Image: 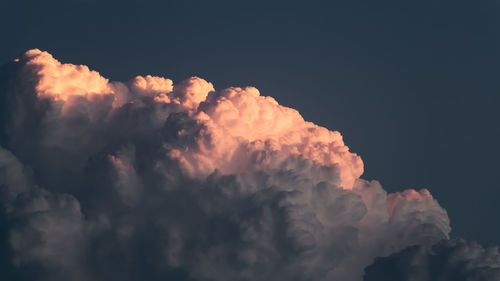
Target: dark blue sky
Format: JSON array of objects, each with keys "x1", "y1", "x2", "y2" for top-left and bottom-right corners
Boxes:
[{"x1": 1, "y1": 0, "x2": 499, "y2": 245}]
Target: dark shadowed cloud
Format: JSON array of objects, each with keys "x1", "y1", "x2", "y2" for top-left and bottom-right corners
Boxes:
[{"x1": 364, "y1": 239, "x2": 500, "y2": 281}]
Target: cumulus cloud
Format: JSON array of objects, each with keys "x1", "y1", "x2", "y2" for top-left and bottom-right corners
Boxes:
[{"x1": 0, "y1": 49, "x2": 482, "y2": 281}]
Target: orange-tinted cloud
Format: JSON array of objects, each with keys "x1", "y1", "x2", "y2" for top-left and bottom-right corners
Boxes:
[{"x1": 0, "y1": 49, "x2": 456, "y2": 281}]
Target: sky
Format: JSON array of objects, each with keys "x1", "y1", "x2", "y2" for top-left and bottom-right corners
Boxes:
[{"x1": 1, "y1": 0, "x2": 500, "y2": 280}]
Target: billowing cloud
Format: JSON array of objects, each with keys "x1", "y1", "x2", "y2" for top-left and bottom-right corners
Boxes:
[{"x1": 0, "y1": 49, "x2": 482, "y2": 281}]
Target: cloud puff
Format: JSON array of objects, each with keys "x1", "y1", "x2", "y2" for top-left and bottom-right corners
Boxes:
[
  {"x1": 22, "y1": 49, "x2": 112, "y2": 102},
  {"x1": 0, "y1": 49, "x2": 462, "y2": 281}
]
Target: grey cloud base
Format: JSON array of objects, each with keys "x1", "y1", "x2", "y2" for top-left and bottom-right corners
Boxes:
[
  {"x1": 364, "y1": 239, "x2": 500, "y2": 281},
  {"x1": 0, "y1": 50, "x2": 494, "y2": 281}
]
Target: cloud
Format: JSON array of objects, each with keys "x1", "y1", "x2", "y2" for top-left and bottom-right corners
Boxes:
[
  {"x1": 0, "y1": 146, "x2": 88, "y2": 280},
  {"x1": 364, "y1": 238, "x2": 500, "y2": 281},
  {"x1": 0, "y1": 49, "x2": 476, "y2": 281}
]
